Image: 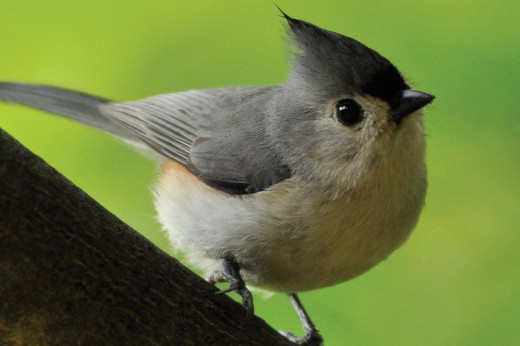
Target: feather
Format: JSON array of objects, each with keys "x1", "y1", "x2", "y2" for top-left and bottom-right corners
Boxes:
[
  {"x1": 0, "y1": 82, "x2": 134, "y2": 138},
  {"x1": 100, "y1": 86, "x2": 291, "y2": 194}
]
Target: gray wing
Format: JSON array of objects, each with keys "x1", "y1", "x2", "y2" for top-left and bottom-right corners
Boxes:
[{"x1": 99, "y1": 86, "x2": 290, "y2": 194}]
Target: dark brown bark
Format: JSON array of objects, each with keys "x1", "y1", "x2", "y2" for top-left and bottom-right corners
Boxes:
[{"x1": 0, "y1": 129, "x2": 291, "y2": 345}]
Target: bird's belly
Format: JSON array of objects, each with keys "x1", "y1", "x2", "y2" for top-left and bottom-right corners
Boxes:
[
  {"x1": 242, "y1": 197, "x2": 420, "y2": 292},
  {"x1": 155, "y1": 160, "x2": 425, "y2": 293},
  {"x1": 245, "y1": 223, "x2": 411, "y2": 293}
]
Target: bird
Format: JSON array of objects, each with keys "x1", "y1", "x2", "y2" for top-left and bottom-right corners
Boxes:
[{"x1": 0, "y1": 10, "x2": 434, "y2": 346}]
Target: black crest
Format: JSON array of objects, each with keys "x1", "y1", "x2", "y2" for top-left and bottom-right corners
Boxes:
[{"x1": 281, "y1": 11, "x2": 409, "y2": 107}]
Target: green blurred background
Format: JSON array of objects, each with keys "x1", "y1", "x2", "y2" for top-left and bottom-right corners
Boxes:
[{"x1": 1, "y1": 1, "x2": 518, "y2": 345}]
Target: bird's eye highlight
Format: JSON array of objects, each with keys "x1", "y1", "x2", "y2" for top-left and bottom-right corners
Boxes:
[{"x1": 336, "y1": 99, "x2": 364, "y2": 126}]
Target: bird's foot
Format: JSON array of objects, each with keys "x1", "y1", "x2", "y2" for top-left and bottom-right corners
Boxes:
[
  {"x1": 207, "y1": 257, "x2": 254, "y2": 316},
  {"x1": 279, "y1": 330, "x2": 323, "y2": 346},
  {"x1": 280, "y1": 293, "x2": 323, "y2": 345}
]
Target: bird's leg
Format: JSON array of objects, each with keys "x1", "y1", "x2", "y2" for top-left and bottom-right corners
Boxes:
[
  {"x1": 280, "y1": 293, "x2": 323, "y2": 346},
  {"x1": 206, "y1": 257, "x2": 254, "y2": 316}
]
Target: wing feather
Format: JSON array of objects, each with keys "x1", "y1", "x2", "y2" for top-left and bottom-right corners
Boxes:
[{"x1": 99, "y1": 86, "x2": 291, "y2": 194}]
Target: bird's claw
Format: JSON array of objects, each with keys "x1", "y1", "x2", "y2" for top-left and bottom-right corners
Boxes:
[
  {"x1": 279, "y1": 330, "x2": 323, "y2": 346},
  {"x1": 214, "y1": 283, "x2": 254, "y2": 316},
  {"x1": 237, "y1": 286, "x2": 254, "y2": 317},
  {"x1": 207, "y1": 258, "x2": 254, "y2": 316},
  {"x1": 280, "y1": 294, "x2": 324, "y2": 345}
]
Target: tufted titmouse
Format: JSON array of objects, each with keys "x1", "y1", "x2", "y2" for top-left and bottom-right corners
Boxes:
[{"x1": 0, "y1": 12, "x2": 434, "y2": 345}]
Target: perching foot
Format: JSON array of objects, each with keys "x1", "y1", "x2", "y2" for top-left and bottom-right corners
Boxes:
[
  {"x1": 207, "y1": 257, "x2": 254, "y2": 316},
  {"x1": 279, "y1": 293, "x2": 323, "y2": 346}
]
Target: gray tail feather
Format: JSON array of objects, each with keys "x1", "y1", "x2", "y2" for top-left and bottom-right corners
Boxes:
[{"x1": 0, "y1": 82, "x2": 135, "y2": 138}]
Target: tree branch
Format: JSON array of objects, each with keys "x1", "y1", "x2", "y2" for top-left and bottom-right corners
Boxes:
[{"x1": 0, "y1": 128, "x2": 291, "y2": 345}]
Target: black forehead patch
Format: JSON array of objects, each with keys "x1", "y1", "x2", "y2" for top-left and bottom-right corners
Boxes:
[{"x1": 362, "y1": 66, "x2": 409, "y2": 107}]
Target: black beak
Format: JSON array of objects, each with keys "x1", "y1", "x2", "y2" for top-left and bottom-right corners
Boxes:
[{"x1": 391, "y1": 90, "x2": 435, "y2": 122}]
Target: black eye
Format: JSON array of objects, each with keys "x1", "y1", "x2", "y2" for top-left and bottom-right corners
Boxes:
[{"x1": 336, "y1": 99, "x2": 364, "y2": 126}]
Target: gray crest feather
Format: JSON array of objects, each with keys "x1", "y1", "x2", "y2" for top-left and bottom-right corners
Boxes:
[{"x1": 283, "y1": 14, "x2": 409, "y2": 106}]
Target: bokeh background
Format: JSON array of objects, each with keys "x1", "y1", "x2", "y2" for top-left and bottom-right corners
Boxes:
[{"x1": 1, "y1": 1, "x2": 518, "y2": 345}]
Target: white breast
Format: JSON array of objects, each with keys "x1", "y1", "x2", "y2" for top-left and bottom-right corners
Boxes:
[{"x1": 154, "y1": 135, "x2": 426, "y2": 293}]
